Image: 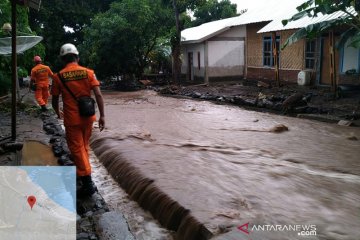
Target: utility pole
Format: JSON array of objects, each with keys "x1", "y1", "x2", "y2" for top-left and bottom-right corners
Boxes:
[{"x1": 11, "y1": 0, "x2": 17, "y2": 141}]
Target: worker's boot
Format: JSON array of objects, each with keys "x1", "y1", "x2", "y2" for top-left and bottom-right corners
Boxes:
[
  {"x1": 77, "y1": 175, "x2": 97, "y2": 198},
  {"x1": 40, "y1": 105, "x2": 48, "y2": 111}
]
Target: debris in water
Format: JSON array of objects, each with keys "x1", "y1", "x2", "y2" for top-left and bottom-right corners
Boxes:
[
  {"x1": 269, "y1": 124, "x2": 289, "y2": 133},
  {"x1": 347, "y1": 135, "x2": 358, "y2": 141},
  {"x1": 139, "y1": 80, "x2": 153, "y2": 85},
  {"x1": 257, "y1": 81, "x2": 270, "y2": 88},
  {"x1": 218, "y1": 224, "x2": 233, "y2": 234},
  {"x1": 338, "y1": 120, "x2": 353, "y2": 127},
  {"x1": 218, "y1": 124, "x2": 289, "y2": 133},
  {"x1": 212, "y1": 209, "x2": 241, "y2": 219}
]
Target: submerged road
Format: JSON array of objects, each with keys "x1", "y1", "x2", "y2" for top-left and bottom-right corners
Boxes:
[{"x1": 92, "y1": 90, "x2": 360, "y2": 240}]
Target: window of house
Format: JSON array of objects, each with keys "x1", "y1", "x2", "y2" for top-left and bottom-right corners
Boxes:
[
  {"x1": 263, "y1": 36, "x2": 280, "y2": 67},
  {"x1": 305, "y1": 40, "x2": 316, "y2": 69},
  {"x1": 263, "y1": 37, "x2": 272, "y2": 66}
]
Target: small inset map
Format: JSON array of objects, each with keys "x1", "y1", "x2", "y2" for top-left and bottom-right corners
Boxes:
[{"x1": 0, "y1": 166, "x2": 76, "y2": 240}]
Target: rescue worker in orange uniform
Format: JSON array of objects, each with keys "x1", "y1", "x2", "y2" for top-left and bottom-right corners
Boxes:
[
  {"x1": 51, "y1": 43, "x2": 105, "y2": 197},
  {"x1": 30, "y1": 56, "x2": 54, "y2": 111}
]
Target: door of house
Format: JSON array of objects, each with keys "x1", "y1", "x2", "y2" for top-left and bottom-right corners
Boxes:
[{"x1": 188, "y1": 52, "x2": 194, "y2": 81}]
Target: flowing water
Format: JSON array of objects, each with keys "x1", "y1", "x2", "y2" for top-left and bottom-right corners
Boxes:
[{"x1": 92, "y1": 90, "x2": 360, "y2": 239}]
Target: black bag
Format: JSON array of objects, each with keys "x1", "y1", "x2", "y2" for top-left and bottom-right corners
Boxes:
[
  {"x1": 30, "y1": 82, "x2": 37, "y2": 91},
  {"x1": 78, "y1": 96, "x2": 96, "y2": 117},
  {"x1": 58, "y1": 73, "x2": 96, "y2": 117}
]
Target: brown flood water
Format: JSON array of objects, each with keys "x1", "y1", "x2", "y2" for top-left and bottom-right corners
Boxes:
[
  {"x1": 93, "y1": 90, "x2": 360, "y2": 239},
  {"x1": 22, "y1": 141, "x2": 58, "y2": 166}
]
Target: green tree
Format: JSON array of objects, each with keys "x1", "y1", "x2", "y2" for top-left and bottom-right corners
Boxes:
[
  {"x1": 161, "y1": 0, "x2": 205, "y2": 83},
  {"x1": 28, "y1": 0, "x2": 114, "y2": 71},
  {"x1": 80, "y1": 0, "x2": 172, "y2": 79},
  {"x1": 0, "y1": 1, "x2": 44, "y2": 95},
  {"x1": 282, "y1": 0, "x2": 360, "y2": 49},
  {"x1": 145, "y1": 38, "x2": 172, "y2": 74},
  {"x1": 190, "y1": 0, "x2": 238, "y2": 27}
]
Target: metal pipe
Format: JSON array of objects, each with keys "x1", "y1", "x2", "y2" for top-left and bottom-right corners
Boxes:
[{"x1": 11, "y1": 0, "x2": 17, "y2": 141}]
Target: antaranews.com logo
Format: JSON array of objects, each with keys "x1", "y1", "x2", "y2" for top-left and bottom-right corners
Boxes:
[{"x1": 238, "y1": 222, "x2": 317, "y2": 237}]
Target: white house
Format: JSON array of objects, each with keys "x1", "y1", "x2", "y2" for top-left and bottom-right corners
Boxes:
[{"x1": 181, "y1": 16, "x2": 246, "y2": 84}]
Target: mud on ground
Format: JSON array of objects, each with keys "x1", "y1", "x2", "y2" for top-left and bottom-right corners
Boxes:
[{"x1": 0, "y1": 103, "x2": 49, "y2": 165}]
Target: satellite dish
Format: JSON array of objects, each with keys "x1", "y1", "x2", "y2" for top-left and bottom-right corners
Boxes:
[{"x1": 0, "y1": 36, "x2": 43, "y2": 55}]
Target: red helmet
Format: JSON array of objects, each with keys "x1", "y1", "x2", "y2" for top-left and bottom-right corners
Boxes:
[{"x1": 33, "y1": 55, "x2": 42, "y2": 63}]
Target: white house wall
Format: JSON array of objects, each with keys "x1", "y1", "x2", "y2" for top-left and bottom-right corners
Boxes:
[
  {"x1": 207, "y1": 25, "x2": 245, "y2": 78},
  {"x1": 181, "y1": 25, "x2": 245, "y2": 81},
  {"x1": 207, "y1": 40, "x2": 244, "y2": 77},
  {"x1": 217, "y1": 25, "x2": 246, "y2": 38},
  {"x1": 181, "y1": 44, "x2": 205, "y2": 78},
  {"x1": 342, "y1": 41, "x2": 359, "y2": 73}
]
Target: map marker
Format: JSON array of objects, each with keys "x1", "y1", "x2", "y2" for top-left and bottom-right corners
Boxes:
[{"x1": 27, "y1": 196, "x2": 36, "y2": 210}]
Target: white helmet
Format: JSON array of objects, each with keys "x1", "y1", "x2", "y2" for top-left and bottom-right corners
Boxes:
[{"x1": 59, "y1": 43, "x2": 79, "y2": 56}]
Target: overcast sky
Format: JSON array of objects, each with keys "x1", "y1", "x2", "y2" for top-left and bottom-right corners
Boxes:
[
  {"x1": 230, "y1": 0, "x2": 271, "y2": 12},
  {"x1": 230, "y1": 0, "x2": 304, "y2": 12}
]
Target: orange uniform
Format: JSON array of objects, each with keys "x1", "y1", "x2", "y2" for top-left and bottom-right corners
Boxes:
[
  {"x1": 31, "y1": 63, "x2": 53, "y2": 106},
  {"x1": 52, "y1": 63, "x2": 100, "y2": 176}
]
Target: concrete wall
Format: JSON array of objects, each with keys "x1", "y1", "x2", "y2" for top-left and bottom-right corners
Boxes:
[
  {"x1": 207, "y1": 40, "x2": 244, "y2": 77},
  {"x1": 181, "y1": 43, "x2": 205, "y2": 79},
  {"x1": 247, "y1": 67, "x2": 300, "y2": 83},
  {"x1": 217, "y1": 25, "x2": 246, "y2": 38},
  {"x1": 341, "y1": 38, "x2": 359, "y2": 73},
  {"x1": 342, "y1": 47, "x2": 358, "y2": 72},
  {"x1": 338, "y1": 38, "x2": 360, "y2": 85},
  {"x1": 181, "y1": 25, "x2": 246, "y2": 82}
]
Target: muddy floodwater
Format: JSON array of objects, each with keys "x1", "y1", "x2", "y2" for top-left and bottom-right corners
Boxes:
[{"x1": 93, "y1": 90, "x2": 360, "y2": 239}]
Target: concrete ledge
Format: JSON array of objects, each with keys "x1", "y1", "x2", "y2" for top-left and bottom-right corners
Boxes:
[
  {"x1": 90, "y1": 135, "x2": 213, "y2": 240},
  {"x1": 96, "y1": 211, "x2": 135, "y2": 240},
  {"x1": 296, "y1": 113, "x2": 342, "y2": 123}
]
